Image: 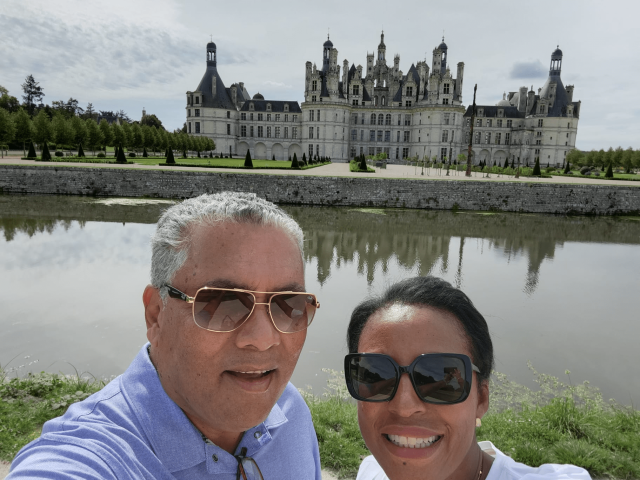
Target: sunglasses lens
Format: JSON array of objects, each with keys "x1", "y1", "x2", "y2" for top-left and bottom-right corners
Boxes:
[
  {"x1": 193, "y1": 289, "x2": 254, "y2": 331},
  {"x1": 413, "y1": 356, "x2": 468, "y2": 403},
  {"x1": 348, "y1": 356, "x2": 397, "y2": 401},
  {"x1": 269, "y1": 293, "x2": 317, "y2": 333}
]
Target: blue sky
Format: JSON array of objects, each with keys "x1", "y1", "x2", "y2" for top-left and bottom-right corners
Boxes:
[{"x1": 1, "y1": 0, "x2": 638, "y2": 150}]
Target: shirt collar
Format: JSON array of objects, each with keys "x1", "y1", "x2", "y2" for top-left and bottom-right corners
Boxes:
[{"x1": 120, "y1": 343, "x2": 288, "y2": 473}]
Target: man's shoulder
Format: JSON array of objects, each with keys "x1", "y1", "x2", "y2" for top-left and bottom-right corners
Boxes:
[{"x1": 275, "y1": 382, "x2": 313, "y2": 423}]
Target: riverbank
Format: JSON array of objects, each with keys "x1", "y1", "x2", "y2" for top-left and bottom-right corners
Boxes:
[
  {"x1": 1, "y1": 164, "x2": 639, "y2": 215},
  {"x1": 1, "y1": 367, "x2": 638, "y2": 479}
]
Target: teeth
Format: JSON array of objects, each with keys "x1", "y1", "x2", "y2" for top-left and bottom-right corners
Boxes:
[
  {"x1": 387, "y1": 434, "x2": 441, "y2": 449},
  {"x1": 237, "y1": 370, "x2": 270, "y2": 374}
]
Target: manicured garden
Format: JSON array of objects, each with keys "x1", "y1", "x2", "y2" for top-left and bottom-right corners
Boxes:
[{"x1": 2, "y1": 365, "x2": 638, "y2": 479}]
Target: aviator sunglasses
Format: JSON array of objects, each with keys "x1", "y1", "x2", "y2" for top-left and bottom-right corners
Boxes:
[
  {"x1": 344, "y1": 353, "x2": 480, "y2": 404},
  {"x1": 164, "y1": 285, "x2": 319, "y2": 333}
]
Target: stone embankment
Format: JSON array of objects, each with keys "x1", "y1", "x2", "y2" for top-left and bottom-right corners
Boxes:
[{"x1": 0, "y1": 165, "x2": 639, "y2": 215}]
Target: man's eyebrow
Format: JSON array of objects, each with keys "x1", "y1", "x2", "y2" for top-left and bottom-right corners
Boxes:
[{"x1": 201, "y1": 279, "x2": 307, "y2": 292}]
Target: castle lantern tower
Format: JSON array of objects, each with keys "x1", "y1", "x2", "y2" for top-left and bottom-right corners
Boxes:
[
  {"x1": 549, "y1": 46, "x2": 562, "y2": 77},
  {"x1": 438, "y1": 37, "x2": 448, "y2": 75},
  {"x1": 207, "y1": 40, "x2": 217, "y2": 67},
  {"x1": 377, "y1": 31, "x2": 386, "y2": 64},
  {"x1": 323, "y1": 35, "x2": 333, "y2": 72}
]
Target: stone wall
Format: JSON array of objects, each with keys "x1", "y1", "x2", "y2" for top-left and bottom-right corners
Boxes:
[{"x1": 1, "y1": 165, "x2": 638, "y2": 215}]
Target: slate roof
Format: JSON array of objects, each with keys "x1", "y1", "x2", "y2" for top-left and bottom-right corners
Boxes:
[
  {"x1": 239, "y1": 100, "x2": 302, "y2": 113},
  {"x1": 539, "y1": 75, "x2": 571, "y2": 117},
  {"x1": 463, "y1": 105, "x2": 525, "y2": 119},
  {"x1": 194, "y1": 66, "x2": 236, "y2": 109}
]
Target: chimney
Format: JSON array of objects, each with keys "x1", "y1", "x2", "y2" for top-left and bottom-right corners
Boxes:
[
  {"x1": 565, "y1": 85, "x2": 574, "y2": 103},
  {"x1": 527, "y1": 88, "x2": 535, "y2": 114},
  {"x1": 518, "y1": 86, "x2": 527, "y2": 113},
  {"x1": 212, "y1": 75, "x2": 217, "y2": 97}
]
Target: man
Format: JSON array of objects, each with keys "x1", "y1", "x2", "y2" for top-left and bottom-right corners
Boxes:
[{"x1": 9, "y1": 192, "x2": 322, "y2": 479}]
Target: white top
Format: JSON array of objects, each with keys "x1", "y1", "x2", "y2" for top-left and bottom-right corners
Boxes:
[{"x1": 355, "y1": 441, "x2": 592, "y2": 480}]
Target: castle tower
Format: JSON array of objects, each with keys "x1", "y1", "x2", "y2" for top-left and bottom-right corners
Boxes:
[
  {"x1": 377, "y1": 31, "x2": 386, "y2": 64},
  {"x1": 207, "y1": 41, "x2": 217, "y2": 67},
  {"x1": 438, "y1": 37, "x2": 448, "y2": 75},
  {"x1": 549, "y1": 46, "x2": 562, "y2": 77},
  {"x1": 323, "y1": 35, "x2": 333, "y2": 72}
]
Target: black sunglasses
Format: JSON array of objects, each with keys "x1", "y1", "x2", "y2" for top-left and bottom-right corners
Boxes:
[{"x1": 344, "y1": 353, "x2": 480, "y2": 404}]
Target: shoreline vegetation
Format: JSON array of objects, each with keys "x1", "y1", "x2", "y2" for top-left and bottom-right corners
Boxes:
[{"x1": 1, "y1": 365, "x2": 638, "y2": 479}]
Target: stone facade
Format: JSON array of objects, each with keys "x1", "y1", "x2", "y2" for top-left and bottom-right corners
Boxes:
[
  {"x1": 185, "y1": 36, "x2": 580, "y2": 166},
  {"x1": 462, "y1": 47, "x2": 580, "y2": 168},
  {"x1": 1, "y1": 166, "x2": 637, "y2": 216}
]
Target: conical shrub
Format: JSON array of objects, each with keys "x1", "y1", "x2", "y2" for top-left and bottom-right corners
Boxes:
[
  {"x1": 27, "y1": 140, "x2": 37, "y2": 159},
  {"x1": 143, "y1": 147, "x2": 148, "y2": 158},
  {"x1": 359, "y1": 155, "x2": 367, "y2": 171},
  {"x1": 244, "y1": 149, "x2": 253, "y2": 168},
  {"x1": 78, "y1": 143, "x2": 85, "y2": 157},
  {"x1": 605, "y1": 163, "x2": 613, "y2": 178},
  {"x1": 291, "y1": 152, "x2": 300, "y2": 169},
  {"x1": 166, "y1": 148, "x2": 175, "y2": 164},
  {"x1": 41, "y1": 141, "x2": 52, "y2": 161},
  {"x1": 503, "y1": 158, "x2": 509, "y2": 168},
  {"x1": 532, "y1": 158, "x2": 541, "y2": 176},
  {"x1": 116, "y1": 144, "x2": 127, "y2": 163},
  {"x1": 564, "y1": 161, "x2": 571, "y2": 174}
]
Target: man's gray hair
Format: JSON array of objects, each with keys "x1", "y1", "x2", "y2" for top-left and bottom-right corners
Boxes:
[{"x1": 150, "y1": 192, "x2": 304, "y2": 298}]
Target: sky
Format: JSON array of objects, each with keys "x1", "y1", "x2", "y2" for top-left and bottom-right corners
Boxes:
[{"x1": 1, "y1": 0, "x2": 639, "y2": 150}]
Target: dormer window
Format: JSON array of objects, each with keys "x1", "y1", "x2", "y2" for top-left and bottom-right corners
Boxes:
[
  {"x1": 443, "y1": 84, "x2": 450, "y2": 94},
  {"x1": 284, "y1": 104, "x2": 289, "y2": 112},
  {"x1": 312, "y1": 80, "x2": 317, "y2": 91},
  {"x1": 249, "y1": 103, "x2": 254, "y2": 111},
  {"x1": 498, "y1": 109, "x2": 503, "y2": 117},
  {"x1": 195, "y1": 96, "x2": 200, "y2": 104},
  {"x1": 478, "y1": 108, "x2": 484, "y2": 116},
  {"x1": 406, "y1": 86, "x2": 413, "y2": 97},
  {"x1": 267, "y1": 103, "x2": 272, "y2": 111}
]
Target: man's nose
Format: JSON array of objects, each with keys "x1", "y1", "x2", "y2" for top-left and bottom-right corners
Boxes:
[{"x1": 234, "y1": 302, "x2": 281, "y2": 351}]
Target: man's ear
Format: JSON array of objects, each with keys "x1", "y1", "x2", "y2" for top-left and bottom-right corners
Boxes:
[
  {"x1": 143, "y1": 285, "x2": 162, "y2": 346},
  {"x1": 475, "y1": 379, "x2": 490, "y2": 420}
]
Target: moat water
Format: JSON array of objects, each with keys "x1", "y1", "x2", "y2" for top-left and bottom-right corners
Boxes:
[{"x1": 1, "y1": 194, "x2": 639, "y2": 404}]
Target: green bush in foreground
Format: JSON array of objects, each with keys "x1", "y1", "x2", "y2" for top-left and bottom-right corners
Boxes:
[
  {"x1": 41, "y1": 141, "x2": 52, "y2": 161},
  {"x1": 26, "y1": 140, "x2": 37, "y2": 159}
]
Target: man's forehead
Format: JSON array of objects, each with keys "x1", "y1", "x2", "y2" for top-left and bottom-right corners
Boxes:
[{"x1": 200, "y1": 278, "x2": 306, "y2": 292}]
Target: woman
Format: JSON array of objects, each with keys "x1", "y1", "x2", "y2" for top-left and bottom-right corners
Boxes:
[{"x1": 344, "y1": 276, "x2": 591, "y2": 480}]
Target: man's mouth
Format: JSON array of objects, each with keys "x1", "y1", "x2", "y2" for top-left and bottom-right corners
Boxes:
[
  {"x1": 385, "y1": 434, "x2": 442, "y2": 449},
  {"x1": 226, "y1": 369, "x2": 276, "y2": 380}
]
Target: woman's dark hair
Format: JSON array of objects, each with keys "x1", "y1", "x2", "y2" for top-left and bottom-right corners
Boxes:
[{"x1": 346, "y1": 276, "x2": 494, "y2": 384}]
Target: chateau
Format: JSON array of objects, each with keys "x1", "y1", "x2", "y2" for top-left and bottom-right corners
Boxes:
[{"x1": 185, "y1": 35, "x2": 580, "y2": 165}]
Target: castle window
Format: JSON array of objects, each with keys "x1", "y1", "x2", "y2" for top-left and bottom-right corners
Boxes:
[
  {"x1": 353, "y1": 85, "x2": 360, "y2": 95},
  {"x1": 310, "y1": 110, "x2": 315, "y2": 121},
  {"x1": 370, "y1": 114, "x2": 376, "y2": 124},
  {"x1": 444, "y1": 113, "x2": 450, "y2": 125},
  {"x1": 507, "y1": 120, "x2": 512, "y2": 128},
  {"x1": 398, "y1": 115, "x2": 402, "y2": 126},
  {"x1": 443, "y1": 84, "x2": 450, "y2": 94},
  {"x1": 402, "y1": 147, "x2": 409, "y2": 158},
  {"x1": 485, "y1": 132, "x2": 491, "y2": 144},
  {"x1": 227, "y1": 124, "x2": 230, "y2": 135},
  {"x1": 316, "y1": 145, "x2": 319, "y2": 156},
  {"x1": 385, "y1": 114, "x2": 391, "y2": 125},
  {"x1": 505, "y1": 133, "x2": 510, "y2": 144},
  {"x1": 352, "y1": 99, "x2": 359, "y2": 106},
  {"x1": 478, "y1": 109, "x2": 483, "y2": 116},
  {"x1": 441, "y1": 148, "x2": 447, "y2": 161},
  {"x1": 250, "y1": 113, "x2": 254, "y2": 120},
  {"x1": 377, "y1": 130, "x2": 383, "y2": 142},
  {"x1": 397, "y1": 131, "x2": 400, "y2": 142},
  {"x1": 384, "y1": 131, "x2": 390, "y2": 142},
  {"x1": 195, "y1": 122, "x2": 200, "y2": 133},
  {"x1": 317, "y1": 110, "x2": 320, "y2": 121},
  {"x1": 476, "y1": 119, "x2": 482, "y2": 127},
  {"x1": 442, "y1": 98, "x2": 449, "y2": 105},
  {"x1": 406, "y1": 86, "x2": 413, "y2": 97},
  {"x1": 441, "y1": 130, "x2": 448, "y2": 142},
  {"x1": 284, "y1": 126, "x2": 289, "y2": 138},
  {"x1": 227, "y1": 111, "x2": 230, "y2": 118},
  {"x1": 403, "y1": 131, "x2": 410, "y2": 142},
  {"x1": 267, "y1": 104, "x2": 272, "y2": 111},
  {"x1": 249, "y1": 103, "x2": 254, "y2": 111},
  {"x1": 241, "y1": 125, "x2": 247, "y2": 137},
  {"x1": 241, "y1": 113, "x2": 246, "y2": 120},
  {"x1": 536, "y1": 139, "x2": 541, "y2": 145},
  {"x1": 284, "y1": 114, "x2": 288, "y2": 122},
  {"x1": 474, "y1": 132, "x2": 481, "y2": 144},
  {"x1": 497, "y1": 119, "x2": 502, "y2": 128},
  {"x1": 188, "y1": 122, "x2": 191, "y2": 133},
  {"x1": 284, "y1": 104, "x2": 289, "y2": 112},
  {"x1": 187, "y1": 109, "x2": 191, "y2": 117},
  {"x1": 267, "y1": 126, "x2": 272, "y2": 138},
  {"x1": 312, "y1": 96, "x2": 317, "y2": 102},
  {"x1": 466, "y1": 118, "x2": 470, "y2": 127},
  {"x1": 352, "y1": 129, "x2": 357, "y2": 141},
  {"x1": 538, "y1": 119, "x2": 544, "y2": 127},
  {"x1": 382, "y1": 97, "x2": 386, "y2": 106},
  {"x1": 369, "y1": 130, "x2": 375, "y2": 141},
  {"x1": 267, "y1": 114, "x2": 271, "y2": 121},
  {"x1": 195, "y1": 96, "x2": 200, "y2": 104},
  {"x1": 487, "y1": 119, "x2": 492, "y2": 127},
  {"x1": 292, "y1": 127, "x2": 297, "y2": 138},
  {"x1": 498, "y1": 109, "x2": 503, "y2": 117},
  {"x1": 312, "y1": 80, "x2": 317, "y2": 91},
  {"x1": 293, "y1": 115, "x2": 298, "y2": 122},
  {"x1": 275, "y1": 114, "x2": 280, "y2": 121},
  {"x1": 404, "y1": 115, "x2": 411, "y2": 126},
  {"x1": 309, "y1": 144, "x2": 314, "y2": 157},
  {"x1": 275, "y1": 127, "x2": 280, "y2": 138},
  {"x1": 537, "y1": 131, "x2": 542, "y2": 137},
  {"x1": 352, "y1": 114, "x2": 358, "y2": 124},
  {"x1": 258, "y1": 113, "x2": 263, "y2": 121},
  {"x1": 258, "y1": 126, "x2": 263, "y2": 137},
  {"x1": 405, "y1": 101, "x2": 412, "y2": 107},
  {"x1": 495, "y1": 133, "x2": 501, "y2": 145},
  {"x1": 351, "y1": 146, "x2": 357, "y2": 158},
  {"x1": 309, "y1": 127, "x2": 314, "y2": 139},
  {"x1": 378, "y1": 114, "x2": 384, "y2": 125},
  {"x1": 250, "y1": 126, "x2": 254, "y2": 137},
  {"x1": 375, "y1": 96, "x2": 378, "y2": 106}
]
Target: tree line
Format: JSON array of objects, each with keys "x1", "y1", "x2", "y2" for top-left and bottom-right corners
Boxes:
[{"x1": 566, "y1": 147, "x2": 640, "y2": 173}]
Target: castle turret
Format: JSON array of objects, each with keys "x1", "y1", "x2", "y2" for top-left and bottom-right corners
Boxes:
[
  {"x1": 377, "y1": 31, "x2": 386, "y2": 64},
  {"x1": 323, "y1": 35, "x2": 333, "y2": 72},
  {"x1": 438, "y1": 37, "x2": 448, "y2": 75},
  {"x1": 549, "y1": 46, "x2": 562, "y2": 77},
  {"x1": 207, "y1": 41, "x2": 217, "y2": 67}
]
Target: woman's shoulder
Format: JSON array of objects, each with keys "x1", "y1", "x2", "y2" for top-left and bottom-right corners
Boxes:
[
  {"x1": 483, "y1": 442, "x2": 592, "y2": 480},
  {"x1": 355, "y1": 455, "x2": 388, "y2": 480}
]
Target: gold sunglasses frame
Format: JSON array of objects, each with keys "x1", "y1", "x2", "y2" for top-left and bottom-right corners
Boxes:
[{"x1": 164, "y1": 285, "x2": 320, "y2": 334}]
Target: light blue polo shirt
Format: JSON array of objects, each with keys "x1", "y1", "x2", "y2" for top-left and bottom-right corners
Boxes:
[{"x1": 8, "y1": 344, "x2": 321, "y2": 479}]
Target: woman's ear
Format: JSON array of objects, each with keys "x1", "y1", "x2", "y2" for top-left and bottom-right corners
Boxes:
[{"x1": 475, "y1": 379, "x2": 490, "y2": 419}]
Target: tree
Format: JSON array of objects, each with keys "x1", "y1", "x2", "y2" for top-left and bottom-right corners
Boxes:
[
  {"x1": 84, "y1": 103, "x2": 97, "y2": 121},
  {"x1": 634, "y1": 150, "x2": 640, "y2": 170},
  {"x1": 291, "y1": 152, "x2": 300, "y2": 169},
  {"x1": 116, "y1": 143, "x2": 127, "y2": 163},
  {"x1": 621, "y1": 147, "x2": 634, "y2": 174},
  {"x1": 121, "y1": 122, "x2": 132, "y2": 150},
  {"x1": 131, "y1": 123, "x2": 143, "y2": 152},
  {"x1": 142, "y1": 125, "x2": 155, "y2": 154},
  {"x1": 99, "y1": 119, "x2": 113, "y2": 150},
  {"x1": 21, "y1": 75, "x2": 45, "y2": 115},
  {"x1": 86, "y1": 119, "x2": 104, "y2": 155},
  {"x1": 563, "y1": 160, "x2": 571, "y2": 174},
  {"x1": 566, "y1": 149, "x2": 584, "y2": 168},
  {"x1": 359, "y1": 154, "x2": 367, "y2": 171},
  {"x1": 0, "y1": 90, "x2": 20, "y2": 113},
  {"x1": 612, "y1": 147, "x2": 624, "y2": 168},
  {"x1": 117, "y1": 110, "x2": 131, "y2": 123},
  {"x1": 13, "y1": 109, "x2": 33, "y2": 156},
  {"x1": 0, "y1": 109, "x2": 16, "y2": 158},
  {"x1": 41, "y1": 141, "x2": 52, "y2": 161},
  {"x1": 26, "y1": 140, "x2": 36, "y2": 159},
  {"x1": 302, "y1": 152, "x2": 307, "y2": 165},
  {"x1": 244, "y1": 149, "x2": 253, "y2": 168},
  {"x1": 0, "y1": 86, "x2": 7, "y2": 96},
  {"x1": 166, "y1": 147, "x2": 175, "y2": 164},
  {"x1": 112, "y1": 123, "x2": 125, "y2": 150},
  {"x1": 140, "y1": 113, "x2": 163, "y2": 129},
  {"x1": 52, "y1": 115, "x2": 75, "y2": 152},
  {"x1": 33, "y1": 110, "x2": 53, "y2": 146},
  {"x1": 531, "y1": 158, "x2": 542, "y2": 176},
  {"x1": 78, "y1": 143, "x2": 85, "y2": 157},
  {"x1": 71, "y1": 115, "x2": 88, "y2": 146},
  {"x1": 605, "y1": 162, "x2": 613, "y2": 178}
]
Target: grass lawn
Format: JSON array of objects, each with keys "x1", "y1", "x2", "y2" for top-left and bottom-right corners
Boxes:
[
  {"x1": 2, "y1": 366, "x2": 638, "y2": 478},
  {"x1": 133, "y1": 158, "x2": 293, "y2": 168},
  {"x1": 554, "y1": 171, "x2": 640, "y2": 181}
]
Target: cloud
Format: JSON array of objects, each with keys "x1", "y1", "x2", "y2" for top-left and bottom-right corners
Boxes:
[
  {"x1": 509, "y1": 60, "x2": 547, "y2": 79},
  {"x1": 262, "y1": 81, "x2": 293, "y2": 89}
]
